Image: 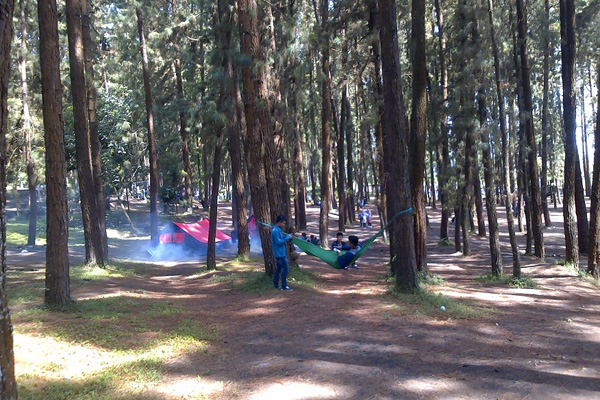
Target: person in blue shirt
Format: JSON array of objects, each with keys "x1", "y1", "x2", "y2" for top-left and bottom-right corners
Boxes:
[
  {"x1": 272, "y1": 215, "x2": 294, "y2": 291},
  {"x1": 331, "y1": 232, "x2": 350, "y2": 252},
  {"x1": 337, "y1": 235, "x2": 361, "y2": 270}
]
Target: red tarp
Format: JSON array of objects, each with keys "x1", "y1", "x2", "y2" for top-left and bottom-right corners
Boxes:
[{"x1": 169, "y1": 219, "x2": 231, "y2": 244}]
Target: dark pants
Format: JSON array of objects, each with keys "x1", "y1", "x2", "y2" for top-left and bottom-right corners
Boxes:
[{"x1": 273, "y1": 256, "x2": 289, "y2": 288}]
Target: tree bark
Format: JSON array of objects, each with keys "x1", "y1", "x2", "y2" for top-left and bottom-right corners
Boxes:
[
  {"x1": 19, "y1": 0, "x2": 37, "y2": 247},
  {"x1": 559, "y1": 0, "x2": 578, "y2": 267},
  {"x1": 39, "y1": 0, "x2": 71, "y2": 305},
  {"x1": 67, "y1": 0, "x2": 104, "y2": 266},
  {"x1": 488, "y1": 0, "x2": 520, "y2": 275},
  {"x1": 230, "y1": 62, "x2": 250, "y2": 257},
  {"x1": 410, "y1": 0, "x2": 428, "y2": 273},
  {"x1": 238, "y1": 0, "x2": 275, "y2": 275},
  {"x1": 575, "y1": 153, "x2": 589, "y2": 253},
  {"x1": 378, "y1": 0, "x2": 418, "y2": 291},
  {"x1": 478, "y1": 92, "x2": 502, "y2": 276},
  {"x1": 588, "y1": 60, "x2": 600, "y2": 278},
  {"x1": 541, "y1": 0, "x2": 552, "y2": 227},
  {"x1": 207, "y1": 0, "x2": 231, "y2": 270},
  {"x1": 82, "y1": 0, "x2": 107, "y2": 260},
  {"x1": 368, "y1": 0, "x2": 387, "y2": 240},
  {"x1": 580, "y1": 85, "x2": 590, "y2": 197},
  {"x1": 1, "y1": 0, "x2": 18, "y2": 395},
  {"x1": 136, "y1": 7, "x2": 159, "y2": 242},
  {"x1": 434, "y1": 0, "x2": 450, "y2": 241},
  {"x1": 318, "y1": 0, "x2": 332, "y2": 246},
  {"x1": 516, "y1": 0, "x2": 544, "y2": 259},
  {"x1": 293, "y1": 96, "x2": 307, "y2": 230}
]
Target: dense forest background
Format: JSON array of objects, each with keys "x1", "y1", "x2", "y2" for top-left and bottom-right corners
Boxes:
[{"x1": 1, "y1": 0, "x2": 599, "y2": 395}]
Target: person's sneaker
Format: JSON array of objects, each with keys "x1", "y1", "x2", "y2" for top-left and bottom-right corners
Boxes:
[
  {"x1": 274, "y1": 286, "x2": 280, "y2": 290},
  {"x1": 351, "y1": 263, "x2": 359, "y2": 269},
  {"x1": 343, "y1": 266, "x2": 349, "y2": 270},
  {"x1": 282, "y1": 286, "x2": 293, "y2": 291}
]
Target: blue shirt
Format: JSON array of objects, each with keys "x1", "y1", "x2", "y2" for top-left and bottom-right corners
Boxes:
[
  {"x1": 271, "y1": 225, "x2": 291, "y2": 258},
  {"x1": 331, "y1": 240, "x2": 350, "y2": 251}
]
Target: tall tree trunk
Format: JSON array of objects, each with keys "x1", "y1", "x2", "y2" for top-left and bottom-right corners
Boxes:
[
  {"x1": 230, "y1": 62, "x2": 250, "y2": 257},
  {"x1": 559, "y1": 0, "x2": 578, "y2": 267},
  {"x1": 0, "y1": 0, "x2": 18, "y2": 395},
  {"x1": 478, "y1": 92, "x2": 502, "y2": 276},
  {"x1": 575, "y1": 154, "x2": 589, "y2": 253},
  {"x1": 67, "y1": 0, "x2": 104, "y2": 266},
  {"x1": 39, "y1": 0, "x2": 71, "y2": 305},
  {"x1": 488, "y1": 0, "x2": 520, "y2": 275},
  {"x1": 588, "y1": 60, "x2": 600, "y2": 278},
  {"x1": 238, "y1": 0, "x2": 275, "y2": 275},
  {"x1": 337, "y1": 85, "x2": 347, "y2": 231},
  {"x1": 82, "y1": 0, "x2": 107, "y2": 260},
  {"x1": 378, "y1": 0, "x2": 418, "y2": 291},
  {"x1": 434, "y1": 0, "x2": 450, "y2": 240},
  {"x1": 207, "y1": 0, "x2": 230, "y2": 270},
  {"x1": 541, "y1": 0, "x2": 552, "y2": 227},
  {"x1": 368, "y1": 0, "x2": 387, "y2": 240},
  {"x1": 318, "y1": 0, "x2": 332, "y2": 246},
  {"x1": 580, "y1": 85, "x2": 591, "y2": 196},
  {"x1": 429, "y1": 150, "x2": 436, "y2": 209},
  {"x1": 410, "y1": 0, "x2": 428, "y2": 273},
  {"x1": 175, "y1": 59, "x2": 194, "y2": 205},
  {"x1": 136, "y1": 8, "x2": 159, "y2": 241},
  {"x1": 345, "y1": 84, "x2": 356, "y2": 223},
  {"x1": 293, "y1": 97, "x2": 307, "y2": 230},
  {"x1": 516, "y1": 0, "x2": 544, "y2": 259},
  {"x1": 19, "y1": 0, "x2": 37, "y2": 247},
  {"x1": 473, "y1": 165, "x2": 486, "y2": 236}
]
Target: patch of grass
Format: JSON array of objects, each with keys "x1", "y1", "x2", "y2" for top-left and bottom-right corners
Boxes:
[
  {"x1": 438, "y1": 237, "x2": 452, "y2": 247},
  {"x1": 236, "y1": 271, "x2": 274, "y2": 293},
  {"x1": 475, "y1": 274, "x2": 538, "y2": 289},
  {"x1": 15, "y1": 296, "x2": 201, "y2": 352},
  {"x1": 418, "y1": 272, "x2": 446, "y2": 286},
  {"x1": 558, "y1": 260, "x2": 600, "y2": 284},
  {"x1": 210, "y1": 272, "x2": 238, "y2": 287},
  {"x1": 235, "y1": 265, "x2": 320, "y2": 293},
  {"x1": 386, "y1": 287, "x2": 495, "y2": 319},
  {"x1": 143, "y1": 301, "x2": 185, "y2": 317},
  {"x1": 6, "y1": 270, "x2": 46, "y2": 307}
]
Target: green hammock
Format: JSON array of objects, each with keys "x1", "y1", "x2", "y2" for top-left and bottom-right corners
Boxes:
[{"x1": 259, "y1": 207, "x2": 413, "y2": 269}]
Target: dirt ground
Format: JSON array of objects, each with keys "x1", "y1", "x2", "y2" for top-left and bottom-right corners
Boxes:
[{"x1": 8, "y1": 202, "x2": 600, "y2": 399}]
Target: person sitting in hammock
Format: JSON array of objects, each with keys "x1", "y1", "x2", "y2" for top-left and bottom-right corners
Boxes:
[
  {"x1": 337, "y1": 235, "x2": 360, "y2": 270},
  {"x1": 331, "y1": 232, "x2": 350, "y2": 253}
]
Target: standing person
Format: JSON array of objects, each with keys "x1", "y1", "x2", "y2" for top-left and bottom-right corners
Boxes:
[
  {"x1": 272, "y1": 215, "x2": 294, "y2": 291},
  {"x1": 366, "y1": 209, "x2": 372, "y2": 228},
  {"x1": 337, "y1": 235, "x2": 361, "y2": 270}
]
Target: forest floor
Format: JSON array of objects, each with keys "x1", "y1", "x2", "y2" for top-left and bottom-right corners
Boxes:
[{"x1": 5, "y1": 200, "x2": 600, "y2": 400}]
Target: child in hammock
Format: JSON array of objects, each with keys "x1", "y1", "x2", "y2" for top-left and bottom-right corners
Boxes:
[{"x1": 337, "y1": 235, "x2": 360, "y2": 270}]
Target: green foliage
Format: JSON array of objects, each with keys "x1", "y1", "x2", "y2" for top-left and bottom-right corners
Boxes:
[
  {"x1": 475, "y1": 274, "x2": 538, "y2": 289},
  {"x1": 438, "y1": 237, "x2": 452, "y2": 247},
  {"x1": 418, "y1": 272, "x2": 446, "y2": 286},
  {"x1": 386, "y1": 287, "x2": 495, "y2": 319}
]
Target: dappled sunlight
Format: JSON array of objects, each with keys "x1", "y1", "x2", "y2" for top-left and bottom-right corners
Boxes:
[
  {"x1": 249, "y1": 381, "x2": 341, "y2": 400},
  {"x1": 400, "y1": 376, "x2": 467, "y2": 395},
  {"x1": 153, "y1": 377, "x2": 225, "y2": 399}
]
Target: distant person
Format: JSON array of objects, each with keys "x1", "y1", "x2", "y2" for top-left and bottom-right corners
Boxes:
[
  {"x1": 272, "y1": 215, "x2": 294, "y2": 291},
  {"x1": 300, "y1": 232, "x2": 308, "y2": 241},
  {"x1": 337, "y1": 235, "x2": 360, "y2": 270},
  {"x1": 366, "y1": 209, "x2": 372, "y2": 228},
  {"x1": 359, "y1": 209, "x2": 368, "y2": 228},
  {"x1": 331, "y1": 232, "x2": 350, "y2": 253},
  {"x1": 309, "y1": 234, "x2": 320, "y2": 246}
]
